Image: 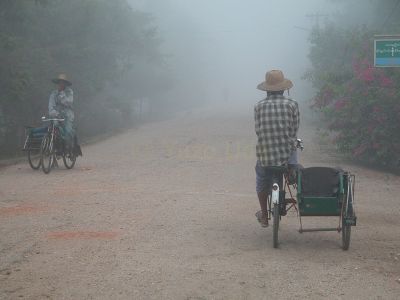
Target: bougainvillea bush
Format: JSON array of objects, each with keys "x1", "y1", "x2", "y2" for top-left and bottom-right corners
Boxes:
[{"x1": 307, "y1": 26, "x2": 400, "y2": 167}]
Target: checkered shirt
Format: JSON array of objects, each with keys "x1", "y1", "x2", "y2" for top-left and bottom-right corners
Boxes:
[{"x1": 254, "y1": 94, "x2": 300, "y2": 166}]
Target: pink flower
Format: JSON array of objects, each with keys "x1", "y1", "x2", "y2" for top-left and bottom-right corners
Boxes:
[
  {"x1": 372, "y1": 143, "x2": 381, "y2": 150},
  {"x1": 352, "y1": 61, "x2": 360, "y2": 73},
  {"x1": 367, "y1": 124, "x2": 376, "y2": 134},
  {"x1": 372, "y1": 106, "x2": 381, "y2": 113},
  {"x1": 380, "y1": 76, "x2": 393, "y2": 87},
  {"x1": 334, "y1": 98, "x2": 347, "y2": 111},
  {"x1": 387, "y1": 89, "x2": 396, "y2": 97},
  {"x1": 361, "y1": 58, "x2": 370, "y2": 66},
  {"x1": 360, "y1": 68, "x2": 374, "y2": 82},
  {"x1": 353, "y1": 144, "x2": 367, "y2": 157}
]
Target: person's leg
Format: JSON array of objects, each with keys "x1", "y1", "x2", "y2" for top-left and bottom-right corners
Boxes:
[
  {"x1": 61, "y1": 120, "x2": 75, "y2": 151},
  {"x1": 257, "y1": 191, "x2": 269, "y2": 214},
  {"x1": 73, "y1": 134, "x2": 82, "y2": 156},
  {"x1": 288, "y1": 150, "x2": 298, "y2": 165},
  {"x1": 288, "y1": 150, "x2": 302, "y2": 185},
  {"x1": 255, "y1": 161, "x2": 271, "y2": 227}
]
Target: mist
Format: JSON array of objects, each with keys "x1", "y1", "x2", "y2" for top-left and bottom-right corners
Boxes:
[
  {"x1": 2, "y1": 2, "x2": 400, "y2": 297},
  {"x1": 130, "y1": 0, "x2": 337, "y2": 108},
  {"x1": 2, "y1": 0, "x2": 398, "y2": 168}
]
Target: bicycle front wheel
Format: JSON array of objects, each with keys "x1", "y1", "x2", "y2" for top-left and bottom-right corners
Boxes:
[
  {"x1": 28, "y1": 148, "x2": 41, "y2": 170},
  {"x1": 41, "y1": 135, "x2": 54, "y2": 174},
  {"x1": 273, "y1": 203, "x2": 280, "y2": 248},
  {"x1": 63, "y1": 151, "x2": 76, "y2": 169}
]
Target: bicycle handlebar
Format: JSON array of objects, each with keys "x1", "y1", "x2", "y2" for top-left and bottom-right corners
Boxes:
[
  {"x1": 41, "y1": 116, "x2": 65, "y2": 122},
  {"x1": 42, "y1": 118, "x2": 65, "y2": 122},
  {"x1": 296, "y1": 138, "x2": 304, "y2": 151}
]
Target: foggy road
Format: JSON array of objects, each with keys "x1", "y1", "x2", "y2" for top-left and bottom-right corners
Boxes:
[{"x1": 1, "y1": 108, "x2": 399, "y2": 299}]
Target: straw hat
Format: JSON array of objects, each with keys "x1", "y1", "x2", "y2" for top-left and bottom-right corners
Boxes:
[
  {"x1": 257, "y1": 70, "x2": 293, "y2": 91},
  {"x1": 52, "y1": 73, "x2": 72, "y2": 86}
]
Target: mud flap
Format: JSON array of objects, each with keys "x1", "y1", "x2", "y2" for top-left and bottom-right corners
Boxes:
[{"x1": 279, "y1": 191, "x2": 287, "y2": 216}]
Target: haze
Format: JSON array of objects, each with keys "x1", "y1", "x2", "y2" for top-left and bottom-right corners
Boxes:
[{"x1": 130, "y1": 0, "x2": 337, "y2": 106}]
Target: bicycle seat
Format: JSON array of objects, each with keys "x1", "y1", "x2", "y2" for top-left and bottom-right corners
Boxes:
[{"x1": 263, "y1": 165, "x2": 288, "y2": 173}]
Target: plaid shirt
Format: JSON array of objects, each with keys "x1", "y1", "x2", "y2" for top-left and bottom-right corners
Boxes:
[{"x1": 254, "y1": 94, "x2": 300, "y2": 166}]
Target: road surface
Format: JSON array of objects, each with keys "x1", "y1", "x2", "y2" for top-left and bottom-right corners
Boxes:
[{"x1": 1, "y1": 107, "x2": 399, "y2": 299}]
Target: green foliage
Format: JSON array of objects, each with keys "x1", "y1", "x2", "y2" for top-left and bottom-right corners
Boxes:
[
  {"x1": 307, "y1": 4, "x2": 400, "y2": 168},
  {"x1": 0, "y1": 0, "x2": 167, "y2": 156}
]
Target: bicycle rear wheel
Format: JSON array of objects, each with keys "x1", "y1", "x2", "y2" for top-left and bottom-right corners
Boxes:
[
  {"x1": 273, "y1": 203, "x2": 280, "y2": 248},
  {"x1": 41, "y1": 135, "x2": 54, "y2": 174},
  {"x1": 342, "y1": 220, "x2": 351, "y2": 250},
  {"x1": 342, "y1": 188, "x2": 353, "y2": 250}
]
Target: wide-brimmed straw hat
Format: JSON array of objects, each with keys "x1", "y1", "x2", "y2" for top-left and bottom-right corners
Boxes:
[
  {"x1": 52, "y1": 73, "x2": 72, "y2": 86},
  {"x1": 257, "y1": 70, "x2": 293, "y2": 91}
]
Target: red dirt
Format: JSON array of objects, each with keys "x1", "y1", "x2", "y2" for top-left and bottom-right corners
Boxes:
[
  {"x1": 0, "y1": 204, "x2": 42, "y2": 216},
  {"x1": 47, "y1": 231, "x2": 119, "y2": 240}
]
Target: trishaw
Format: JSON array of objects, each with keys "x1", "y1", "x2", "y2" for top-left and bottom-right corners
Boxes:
[{"x1": 265, "y1": 142, "x2": 357, "y2": 250}]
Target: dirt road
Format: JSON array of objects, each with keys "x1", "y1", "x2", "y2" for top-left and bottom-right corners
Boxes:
[{"x1": 1, "y1": 107, "x2": 399, "y2": 299}]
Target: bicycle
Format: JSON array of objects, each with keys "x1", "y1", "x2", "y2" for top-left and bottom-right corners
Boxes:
[{"x1": 40, "y1": 117, "x2": 77, "y2": 174}]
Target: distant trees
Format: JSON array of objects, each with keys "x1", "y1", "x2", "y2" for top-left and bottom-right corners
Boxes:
[
  {"x1": 0, "y1": 0, "x2": 169, "y2": 156},
  {"x1": 306, "y1": 0, "x2": 400, "y2": 168}
]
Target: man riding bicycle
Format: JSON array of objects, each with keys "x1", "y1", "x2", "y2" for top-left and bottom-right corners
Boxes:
[
  {"x1": 254, "y1": 70, "x2": 300, "y2": 227},
  {"x1": 48, "y1": 73, "x2": 75, "y2": 151}
]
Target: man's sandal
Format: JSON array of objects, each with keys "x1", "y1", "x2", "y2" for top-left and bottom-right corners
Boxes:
[{"x1": 255, "y1": 210, "x2": 269, "y2": 227}]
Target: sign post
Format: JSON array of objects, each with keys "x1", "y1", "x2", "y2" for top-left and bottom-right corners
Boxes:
[{"x1": 374, "y1": 35, "x2": 400, "y2": 67}]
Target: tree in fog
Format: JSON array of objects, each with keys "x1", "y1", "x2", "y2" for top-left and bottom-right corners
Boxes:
[{"x1": 0, "y1": 0, "x2": 167, "y2": 156}]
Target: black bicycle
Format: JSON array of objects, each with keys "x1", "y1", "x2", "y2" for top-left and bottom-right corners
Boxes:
[{"x1": 40, "y1": 117, "x2": 76, "y2": 174}]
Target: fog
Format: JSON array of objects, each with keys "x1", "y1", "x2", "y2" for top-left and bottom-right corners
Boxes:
[
  {"x1": 130, "y1": 0, "x2": 337, "y2": 108},
  {"x1": 0, "y1": 0, "x2": 340, "y2": 156},
  {"x1": 3, "y1": 0, "x2": 396, "y2": 161}
]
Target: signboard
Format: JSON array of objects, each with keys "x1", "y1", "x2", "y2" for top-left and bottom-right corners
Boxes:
[{"x1": 374, "y1": 36, "x2": 400, "y2": 67}]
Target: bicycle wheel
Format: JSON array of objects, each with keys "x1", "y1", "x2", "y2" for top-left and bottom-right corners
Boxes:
[
  {"x1": 342, "y1": 220, "x2": 351, "y2": 251},
  {"x1": 41, "y1": 135, "x2": 54, "y2": 174},
  {"x1": 28, "y1": 149, "x2": 41, "y2": 170},
  {"x1": 273, "y1": 203, "x2": 280, "y2": 248},
  {"x1": 63, "y1": 150, "x2": 76, "y2": 169},
  {"x1": 342, "y1": 191, "x2": 353, "y2": 251}
]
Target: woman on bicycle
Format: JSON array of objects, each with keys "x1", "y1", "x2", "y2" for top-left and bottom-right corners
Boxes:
[
  {"x1": 48, "y1": 73, "x2": 75, "y2": 151},
  {"x1": 254, "y1": 70, "x2": 300, "y2": 227}
]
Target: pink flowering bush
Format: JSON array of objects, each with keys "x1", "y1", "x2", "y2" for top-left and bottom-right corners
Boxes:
[{"x1": 308, "y1": 27, "x2": 400, "y2": 167}]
